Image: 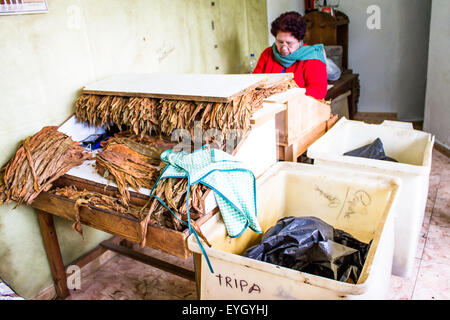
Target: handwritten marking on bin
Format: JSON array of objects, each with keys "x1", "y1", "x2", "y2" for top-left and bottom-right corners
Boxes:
[
  {"x1": 215, "y1": 273, "x2": 261, "y2": 294},
  {"x1": 345, "y1": 190, "x2": 371, "y2": 218},
  {"x1": 315, "y1": 186, "x2": 341, "y2": 208},
  {"x1": 315, "y1": 186, "x2": 372, "y2": 219}
]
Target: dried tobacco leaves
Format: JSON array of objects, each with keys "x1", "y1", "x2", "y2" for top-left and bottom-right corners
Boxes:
[
  {"x1": 51, "y1": 185, "x2": 150, "y2": 241},
  {"x1": 0, "y1": 126, "x2": 92, "y2": 207},
  {"x1": 94, "y1": 132, "x2": 211, "y2": 236},
  {"x1": 95, "y1": 132, "x2": 175, "y2": 205},
  {"x1": 51, "y1": 186, "x2": 147, "y2": 220},
  {"x1": 74, "y1": 77, "x2": 297, "y2": 139},
  {"x1": 75, "y1": 95, "x2": 160, "y2": 138},
  {"x1": 251, "y1": 78, "x2": 298, "y2": 109},
  {"x1": 147, "y1": 177, "x2": 209, "y2": 231}
]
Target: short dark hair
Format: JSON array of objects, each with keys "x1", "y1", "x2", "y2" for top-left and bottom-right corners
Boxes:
[{"x1": 270, "y1": 11, "x2": 307, "y2": 41}]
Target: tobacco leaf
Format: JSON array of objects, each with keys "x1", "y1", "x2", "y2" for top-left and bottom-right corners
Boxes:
[
  {"x1": 51, "y1": 186, "x2": 146, "y2": 220},
  {"x1": 0, "y1": 127, "x2": 92, "y2": 207},
  {"x1": 95, "y1": 132, "x2": 175, "y2": 205}
]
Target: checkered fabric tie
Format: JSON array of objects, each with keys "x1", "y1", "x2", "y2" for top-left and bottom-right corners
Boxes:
[{"x1": 158, "y1": 147, "x2": 262, "y2": 238}]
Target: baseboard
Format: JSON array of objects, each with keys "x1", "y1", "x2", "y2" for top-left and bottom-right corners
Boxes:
[
  {"x1": 353, "y1": 112, "x2": 397, "y2": 123},
  {"x1": 435, "y1": 141, "x2": 450, "y2": 158},
  {"x1": 352, "y1": 113, "x2": 424, "y2": 130},
  {"x1": 354, "y1": 112, "x2": 398, "y2": 118}
]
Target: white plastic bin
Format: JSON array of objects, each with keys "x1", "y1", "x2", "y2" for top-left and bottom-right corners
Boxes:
[
  {"x1": 188, "y1": 162, "x2": 400, "y2": 300},
  {"x1": 307, "y1": 117, "x2": 434, "y2": 277}
]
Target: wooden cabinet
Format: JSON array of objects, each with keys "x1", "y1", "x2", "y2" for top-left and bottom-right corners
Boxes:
[
  {"x1": 303, "y1": 10, "x2": 350, "y2": 70},
  {"x1": 303, "y1": 10, "x2": 360, "y2": 118}
]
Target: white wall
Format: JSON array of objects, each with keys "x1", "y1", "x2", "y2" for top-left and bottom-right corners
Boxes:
[
  {"x1": 339, "y1": 0, "x2": 431, "y2": 121},
  {"x1": 424, "y1": 0, "x2": 450, "y2": 148},
  {"x1": 266, "y1": 0, "x2": 305, "y2": 46}
]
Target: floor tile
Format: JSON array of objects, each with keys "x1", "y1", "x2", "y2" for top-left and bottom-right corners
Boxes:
[
  {"x1": 416, "y1": 223, "x2": 430, "y2": 259},
  {"x1": 430, "y1": 193, "x2": 450, "y2": 228},
  {"x1": 67, "y1": 268, "x2": 140, "y2": 300},
  {"x1": 110, "y1": 254, "x2": 196, "y2": 298},
  {"x1": 142, "y1": 272, "x2": 197, "y2": 299},
  {"x1": 417, "y1": 205, "x2": 435, "y2": 258},
  {"x1": 388, "y1": 258, "x2": 421, "y2": 300},
  {"x1": 412, "y1": 260, "x2": 450, "y2": 300},
  {"x1": 421, "y1": 224, "x2": 450, "y2": 265}
]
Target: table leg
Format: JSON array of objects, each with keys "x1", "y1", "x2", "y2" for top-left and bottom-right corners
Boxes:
[
  {"x1": 193, "y1": 253, "x2": 202, "y2": 300},
  {"x1": 347, "y1": 90, "x2": 355, "y2": 120},
  {"x1": 36, "y1": 209, "x2": 70, "y2": 299},
  {"x1": 348, "y1": 77, "x2": 360, "y2": 119}
]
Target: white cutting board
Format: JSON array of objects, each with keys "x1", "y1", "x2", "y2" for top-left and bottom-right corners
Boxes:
[{"x1": 82, "y1": 73, "x2": 273, "y2": 102}]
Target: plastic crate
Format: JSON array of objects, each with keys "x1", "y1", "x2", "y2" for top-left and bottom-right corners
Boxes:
[
  {"x1": 188, "y1": 162, "x2": 400, "y2": 300},
  {"x1": 307, "y1": 117, "x2": 434, "y2": 277}
]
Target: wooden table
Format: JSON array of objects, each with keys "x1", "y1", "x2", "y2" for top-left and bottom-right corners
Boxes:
[
  {"x1": 32, "y1": 186, "x2": 215, "y2": 299},
  {"x1": 326, "y1": 70, "x2": 360, "y2": 119}
]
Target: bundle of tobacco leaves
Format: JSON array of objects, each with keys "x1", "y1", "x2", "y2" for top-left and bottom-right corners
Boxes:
[
  {"x1": 51, "y1": 186, "x2": 147, "y2": 220},
  {"x1": 137, "y1": 177, "x2": 211, "y2": 247},
  {"x1": 148, "y1": 178, "x2": 209, "y2": 231},
  {"x1": 75, "y1": 95, "x2": 160, "y2": 138},
  {"x1": 73, "y1": 76, "x2": 296, "y2": 139},
  {"x1": 93, "y1": 131, "x2": 212, "y2": 235},
  {"x1": 159, "y1": 99, "x2": 198, "y2": 137},
  {"x1": 157, "y1": 91, "x2": 255, "y2": 139},
  {"x1": 0, "y1": 127, "x2": 92, "y2": 207},
  {"x1": 51, "y1": 185, "x2": 149, "y2": 239},
  {"x1": 95, "y1": 132, "x2": 177, "y2": 205},
  {"x1": 250, "y1": 78, "x2": 299, "y2": 110},
  {"x1": 94, "y1": 132, "x2": 211, "y2": 230}
]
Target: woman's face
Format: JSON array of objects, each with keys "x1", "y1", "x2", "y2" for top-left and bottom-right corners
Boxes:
[{"x1": 275, "y1": 31, "x2": 301, "y2": 56}]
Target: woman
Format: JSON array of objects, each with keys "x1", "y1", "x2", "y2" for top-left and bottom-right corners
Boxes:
[{"x1": 253, "y1": 11, "x2": 328, "y2": 100}]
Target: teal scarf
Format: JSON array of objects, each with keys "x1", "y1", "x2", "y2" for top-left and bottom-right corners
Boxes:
[{"x1": 272, "y1": 41, "x2": 326, "y2": 68}]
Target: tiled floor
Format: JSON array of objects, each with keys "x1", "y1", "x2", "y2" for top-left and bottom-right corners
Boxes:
[
  {"x1": 388, "y1": 149, "x2": 449, "y2": 300},
  {"x1": 65, "y1": 149, "x2": 449, "y2": 300},
  {"x1": 65, "y1": 244, "x2": 198, "y2": 300}
]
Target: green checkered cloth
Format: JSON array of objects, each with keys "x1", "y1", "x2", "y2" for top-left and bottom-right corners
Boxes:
[{"x1": 156, "y1": 147, "x2": 262, "y2": 238}]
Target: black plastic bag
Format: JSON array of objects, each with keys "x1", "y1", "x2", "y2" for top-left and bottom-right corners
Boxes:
[
  {"x1": 243, "y1": 217, "x2": 371, "y2": 283},
  {"x1": 344, "y1": 138, "x2": 398, "y2": 162}
]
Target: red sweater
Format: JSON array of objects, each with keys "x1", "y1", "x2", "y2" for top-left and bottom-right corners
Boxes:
[{"x1": 253, "y1": 46, "x2": 328, "y2": 100}]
